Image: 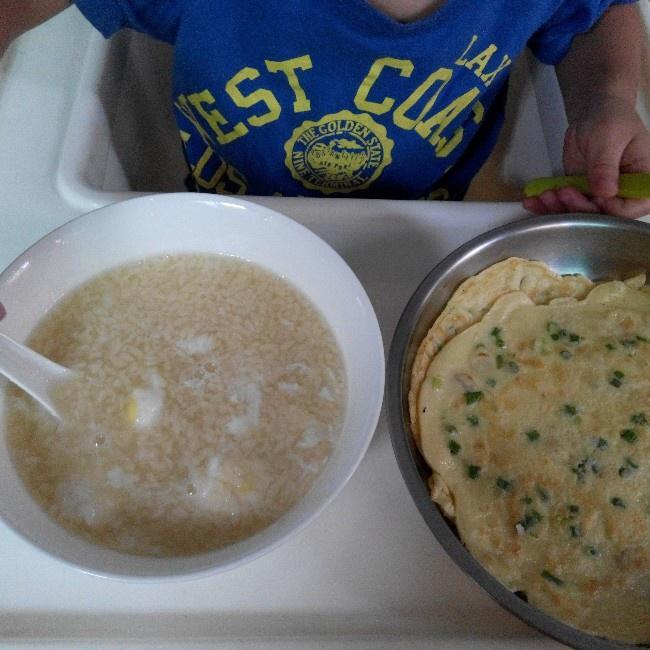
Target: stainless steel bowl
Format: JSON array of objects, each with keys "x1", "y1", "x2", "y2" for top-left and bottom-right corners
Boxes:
[{"x1": 387, "y1": 214, "x2": 650, "y2": 649}]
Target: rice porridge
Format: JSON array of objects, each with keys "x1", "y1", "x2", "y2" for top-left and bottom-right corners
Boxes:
[{"x1": 6, "y1": 254, "x2": 346, "y2": 557}]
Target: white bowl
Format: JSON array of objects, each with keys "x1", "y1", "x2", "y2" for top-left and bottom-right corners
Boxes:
[{"x1": 0, "y1": 193, "x2": 384, "y2": 580}]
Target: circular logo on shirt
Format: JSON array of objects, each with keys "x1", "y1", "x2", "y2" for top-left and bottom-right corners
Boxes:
[{"x1": 284, "y1": 110, "x2": 393, "y2": 194}]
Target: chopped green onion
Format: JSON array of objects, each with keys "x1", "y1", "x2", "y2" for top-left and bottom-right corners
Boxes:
[
  {"x1": 518, "y1": 510, "x2": 543, "y2": 531},
  {"x1": 620, "y1": 429, "x2": 638, "y2": 444},
  {"x1": 541, "y1": 570, "x2": 564, "y2": 586},
  {"x1": 467, "y1": 464, "x2": 481, "y2": 479},
  {"x1": 525, "y1": 429, "x2": 540, "y2": 442},
  {"x1": 495, "y1": 354, "x2": 504, "y2": 369},
  {"x1": 630, "y1": 413, "x2": 648, "y2": 426},
  {"x1": 464, "y1": 391, "x2": 483, "y2": 405},
  {"x1": 569, "y1": 524, "x2": 581, "y2": 538},
  {"x1": 596, "y1": 437, "x2": 608, "y2": 449},
  {"x1": 610, "y1": 497, "x2": 626, "y2": 509},
  {"x1": 559, "y1": 350, "x2": 573, "y2": 360},
  {"x1": 619, "y1": 457, "x2": 638, "y2": 477},
  {"x1": 609, "y1": 370, "x2": 624, "y2": 388},
  {"x1": 605, "y1": 343, "x2": 616, "y2": 351},
  {"x1": 506, "y1": 360, "x2": 520, "y2": 373},
  {"x1": 568, "y1": 504, "x2": 580, "y2": 516},
  {"x1": 430, "y1": 376, "x2": 443, "y2": 389},
  {"x1": 448, "y1": 440, "x2": 461, "y2": 455},
  {"x1": 571, "y1": 458, "x2": 588, "y2": 481},
  {"x1": 466, "y1": 414, "x2": 479, "y2": 427},
  {"x1": 563, "y1": 404, "x2": 577, "y2": 416},
  {"x1": 445, "y1": 424, "x2": 458, "y2": 433},
  {"x1": 496, "y1": 477, "x2": 511, "y2": 491},
  {"x1": 486, "y1": 377, "x2": 497, "y2": 387},
  {"x1": 490, "y1": 327, "x2": 505, "y2": 348}
]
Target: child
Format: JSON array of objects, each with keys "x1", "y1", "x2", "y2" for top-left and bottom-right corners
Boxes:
[{"x1": 2, "y1": 1, "x2": 649, "y2": 217}]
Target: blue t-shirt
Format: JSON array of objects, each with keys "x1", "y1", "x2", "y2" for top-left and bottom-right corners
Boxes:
[{"x1": 74, "y1": 0, "x2": 635, "y2": 199}]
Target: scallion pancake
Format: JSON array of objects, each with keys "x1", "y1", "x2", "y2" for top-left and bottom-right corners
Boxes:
[{"x1": 411, "y1": 258, "x2": 650, "y2": 643}]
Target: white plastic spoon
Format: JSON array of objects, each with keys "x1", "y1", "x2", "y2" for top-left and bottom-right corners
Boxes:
[{"x1": 0, "y1": 332, "x2": 73, "y2": 419}]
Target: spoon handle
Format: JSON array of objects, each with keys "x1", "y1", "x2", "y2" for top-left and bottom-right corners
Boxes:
[
  {"x1": 0, "y1": 332, "x2": 71, "y2": 418},
  {"x1": 524, "y1": 172, "x2": 650, "y2": 199}
]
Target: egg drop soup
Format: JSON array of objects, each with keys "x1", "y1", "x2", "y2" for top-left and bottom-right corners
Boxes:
[{"x1": 6, "y1": 254, "x2": 346, "y2": 557}]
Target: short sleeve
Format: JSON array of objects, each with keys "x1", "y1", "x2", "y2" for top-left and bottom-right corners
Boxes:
[
  {"x1": 528, "y1": 0, "x2": 638, "y2": 65},
  {"x1": 74, "y1": 0, "x2": 187, "y2": 44}
]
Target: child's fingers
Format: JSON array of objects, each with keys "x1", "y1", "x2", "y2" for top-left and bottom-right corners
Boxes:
[
  {"x1": 564, "y1": 118, "x2": 623, "y2": 197},
  {"x1": 522, "y1": 196, "x2": 547, "y2": 214},
  {"x1": 523, "y1": 190, "x2": 650, "y2": 219},
  {"x1": 536, "y1": 188, "x2": 600, "y2": 213},
  {"x1": 556, "y1": 187, "x2": 601, "y2": 212},
  {"x1": 564, "y1": 107, "x2": 649, "y2": 200},
  {"x1": 523, "y1": 188, "x2": 602, "y2": 215},
  {"x1": 593, "y1": 196, "x2": 650, "y2": 219},
  {"x1": 537, "y1": 189, "x2": 567, "y2": 213},
  {"x1": 585, "y1": 158, "x2": 624, "y2": 199}
]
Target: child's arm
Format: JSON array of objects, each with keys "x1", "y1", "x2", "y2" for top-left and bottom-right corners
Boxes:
[
  {"x1": 0, "y1": 0, "x2": 71, "y2": 57},
  {"x1": 524, "y1": 3, "x2": 650, "y2": 218}
]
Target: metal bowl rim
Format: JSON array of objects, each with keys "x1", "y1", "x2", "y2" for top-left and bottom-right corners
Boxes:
[{"x1": 386, "y1": 213, "x2": 650, "y2": 649}]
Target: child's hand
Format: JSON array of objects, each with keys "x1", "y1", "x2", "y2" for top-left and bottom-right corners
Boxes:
[{"x1": 523, "y1": 96, "x2": 650, "y2": 219}]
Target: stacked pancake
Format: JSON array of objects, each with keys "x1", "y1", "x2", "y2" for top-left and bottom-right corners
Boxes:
[{"x1": 409, "y1": 258, "x2": 650, "y2": 643}]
